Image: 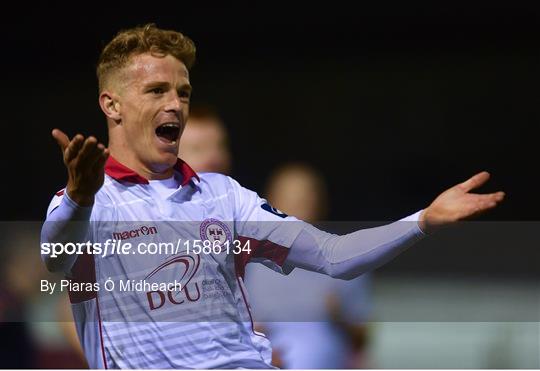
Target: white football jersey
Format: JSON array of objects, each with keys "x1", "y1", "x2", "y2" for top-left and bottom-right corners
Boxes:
[{"x1": 45, "y1": 157, "x2": 305, "y2": 369}]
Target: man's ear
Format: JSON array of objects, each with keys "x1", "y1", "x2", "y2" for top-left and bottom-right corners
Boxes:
[{"x1": 99, "y1": 91, "x2": 121, "y2": 122}]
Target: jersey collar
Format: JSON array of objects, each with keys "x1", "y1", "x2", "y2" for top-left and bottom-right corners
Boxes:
[{"x1": 104, "y1": 156, "x2": 200, "y2": 186}]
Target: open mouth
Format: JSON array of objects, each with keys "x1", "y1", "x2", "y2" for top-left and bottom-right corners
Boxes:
[{"x1": 155, "y1": 123, "x2": 181, "y2": 144}]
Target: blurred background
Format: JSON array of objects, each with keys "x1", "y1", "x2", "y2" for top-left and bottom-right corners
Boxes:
[{"x1": 0, "y1": 2, "x2": 539, "y2": 368}]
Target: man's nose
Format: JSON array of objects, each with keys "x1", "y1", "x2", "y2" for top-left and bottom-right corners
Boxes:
[{"x1": 165, "y1": 92, "x2": 183, "y2": 112}]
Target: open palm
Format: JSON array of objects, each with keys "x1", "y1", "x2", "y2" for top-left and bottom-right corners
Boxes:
[{"x1": 420, "y1": 171, "x2": 505, "y2": 233}]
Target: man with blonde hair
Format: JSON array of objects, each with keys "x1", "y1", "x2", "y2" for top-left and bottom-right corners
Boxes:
[{"x1": 41, "y1": 24, "x2": 504, "y2": 369}]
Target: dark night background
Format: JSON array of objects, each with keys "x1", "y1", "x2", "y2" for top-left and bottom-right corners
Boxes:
[{"x1": 0, "y1": 3, "x2": 537, "y2": 275}]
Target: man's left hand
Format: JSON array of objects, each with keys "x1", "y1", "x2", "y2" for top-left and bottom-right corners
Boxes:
[{"x1": 419, "y1": 171, "x2": 505, "y2": 234}]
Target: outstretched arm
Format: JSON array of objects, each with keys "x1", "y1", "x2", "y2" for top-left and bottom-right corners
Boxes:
[
  {"x1": 41, "y1": 129, "x2": 108, "y2": 273},
  {"x1": 285, "y1": 172, "x2": 505, "y2": 279}
]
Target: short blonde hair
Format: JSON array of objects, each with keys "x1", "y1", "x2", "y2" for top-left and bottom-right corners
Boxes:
[{"x1": 97, "y1": 23, "x2": 196, "y2": 92}]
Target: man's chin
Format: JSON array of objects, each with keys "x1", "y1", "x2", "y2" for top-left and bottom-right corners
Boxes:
[
  {"x1": 159, "y1": 151, "x2": 179, "y2": 166},
  {"x1": 146, "y1": 151, "x2": 179, "y2": 174}
]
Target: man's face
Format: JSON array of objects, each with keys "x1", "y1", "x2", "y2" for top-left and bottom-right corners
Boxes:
[
  {"x1": 178, "y1": 119, "x2": 231, "y2": 174},
  {"x1": 115, "y1": 53, "x2": 191, "y2": 173}
]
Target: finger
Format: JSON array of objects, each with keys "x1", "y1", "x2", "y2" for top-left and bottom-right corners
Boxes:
[
  {"x1": 92, "y1": 147, "x2": 109, "y2": 172},
  {"x1": 468, "y1": 192, "x2": 505, "y2": 214},
  {"x1": 76, "y1": 136, "x2": 99, "y2": 166},
  {"x1": 458, "y1": 171, "x2": 490, "y2": 193},
  {"x1": 475, "y1": 191, "x2": 505, "y2": 200},
  {"x1": 64, "y1": 134, "x2": 85, "y2": 163},
  {"x1": 90, "y1": 147, "x2": 109, "y2": 179},
  {"x1": 87, "y1": 143, "x2": 108, "y2": 168},
  {"x1": 493, "y1": 191, "x2": 505, "y2": 202},
  {"x1": 52, "y1": 129, "x2": 70, "y2": 152},
  {"x1": 475, "y1": 195, "x2": 503, "y2": 213},
  {"x1": 102, "y1": 148, "x2": 110, "y2": 161}
]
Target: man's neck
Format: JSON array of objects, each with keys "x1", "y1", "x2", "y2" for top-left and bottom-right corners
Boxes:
[{"x1": 109, "y1": 149, "x2": 175, "y2": 181}]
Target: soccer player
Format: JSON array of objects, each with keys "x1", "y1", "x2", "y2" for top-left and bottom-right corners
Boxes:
[{"x1": 41, "y1": 24, "x2": 504, "y2": 369}]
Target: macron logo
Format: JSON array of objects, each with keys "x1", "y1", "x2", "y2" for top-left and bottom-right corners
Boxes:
[{"x1": 113, "y1": 225, "x2": 158, "y2": 240}]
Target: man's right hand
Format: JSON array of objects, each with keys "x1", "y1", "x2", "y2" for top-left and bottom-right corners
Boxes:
[{"x1": 52, "y1": 129, "x2": 109, "y2": 207}]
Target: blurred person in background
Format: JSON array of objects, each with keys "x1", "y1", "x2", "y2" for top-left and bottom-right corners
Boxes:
[
  {"x1": 245, "y1": 164, "x2": 372, "y2": 369},
  {"x1": 0, "y1": 229, "x2": 86, "y2": 368},
  {"x1": 0, "y1": 234, "x2": 38, "y2": 368},
  {"x1": 178, "y1": 104, "x2": 231, "y2": 175}
]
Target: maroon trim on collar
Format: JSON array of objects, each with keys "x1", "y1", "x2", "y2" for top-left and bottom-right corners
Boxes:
[
  {"x1": 104, "y1": 156, "x2": 199, "y2": 186},
  {"x1": 104, "y1": 156, "x2": 149, "y2": 184},
  {"x1": 175, "y1": 158, "x2": 200, "y2": 186}
]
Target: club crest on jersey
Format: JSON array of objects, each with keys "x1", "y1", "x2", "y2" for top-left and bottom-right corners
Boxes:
[
  {"x1": 200, "y1": 219, "x2": 232, "y2": 244},
  {"x1": 261, "y1": 203, "x2": 288, "y2": 218}
]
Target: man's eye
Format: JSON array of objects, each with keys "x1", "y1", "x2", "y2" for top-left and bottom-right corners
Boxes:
[
  {"x1": 179, "y1": 90, "x2": 191, "y2": 99},
  {"x1": 150, "y1": 87, "x2": 164, "y2": 94}
]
